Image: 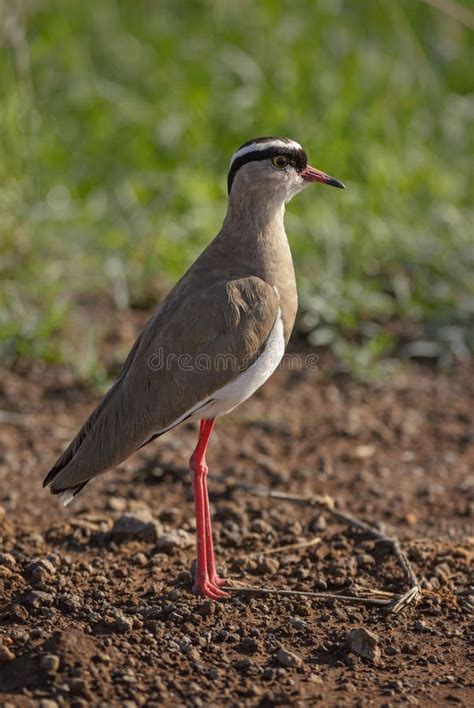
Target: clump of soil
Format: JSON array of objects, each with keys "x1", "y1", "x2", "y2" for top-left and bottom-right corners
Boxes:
[{"x1": 0, "y1": 336, "x2": 472, "y2": 706}]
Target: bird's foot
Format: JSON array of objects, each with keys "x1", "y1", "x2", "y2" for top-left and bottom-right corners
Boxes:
[
  {"x1": 210, "y1": 574, "x2": 227, "y2": 588},
  {"x1": 194, "y1": 575, "x2": 229, "y2": 600}
]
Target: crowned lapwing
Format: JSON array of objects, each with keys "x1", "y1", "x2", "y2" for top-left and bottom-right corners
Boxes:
[{"x1": 44, "y1": 137, "x2": 344, "y2": 599}]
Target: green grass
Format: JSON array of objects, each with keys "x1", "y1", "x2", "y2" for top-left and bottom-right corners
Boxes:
[{"x1": 0, "y1": 0, "x2": 473, "y2": 377}]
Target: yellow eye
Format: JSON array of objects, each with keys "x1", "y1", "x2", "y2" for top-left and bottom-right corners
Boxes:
[{"x1": 271, "y1": 155, "x2": 288, "y2": 169}]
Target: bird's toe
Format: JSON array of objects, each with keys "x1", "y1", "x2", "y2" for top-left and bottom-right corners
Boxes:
[
  {"x1": 210, "y1": 574, "x2": 227, "y2": 588},
  {"x1": 194, "y1": 578, "x2": 229, "y2": 600}
]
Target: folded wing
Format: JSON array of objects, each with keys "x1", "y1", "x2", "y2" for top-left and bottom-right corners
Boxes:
[{"x1": 43, "y1": 276, "x2": 280, "y2": 497}]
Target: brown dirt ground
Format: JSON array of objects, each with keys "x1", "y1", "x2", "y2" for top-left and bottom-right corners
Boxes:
[{"x1": 0, "y1": 317, "x2": 473, "y2": 707}]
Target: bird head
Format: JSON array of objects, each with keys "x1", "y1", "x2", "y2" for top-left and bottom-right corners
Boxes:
[{"x1": 227, "y1": 137, "x2": 345, "y2": 204}]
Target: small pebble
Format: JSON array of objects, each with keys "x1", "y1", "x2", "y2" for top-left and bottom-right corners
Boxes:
[
  {"x1": 0, "y1": 645, "x2": 16, "y2": 663},
  {"x1": 276, "y1": 647, "x2": 302, "y2": 668},
  {"x1": 156, "y1": 529, "x2": 194, "y2": 551},
  {"x1": 0, "y1": 552, "x2": 16, "y2": 569},
  {"x1": 345, "y1": 627, "x2": 381, "y2": 662},
  {"x1": 106, "y1": 497, "x2": 128, "y2": 512},
  {"x1": 110, "y1": 511, "x2": 162, "y2": 543},
  {"x1": 195, "y1": 600, "x2": 212, "y2": 616},
  {"x1": 40, "y1": 654, "x2": 61, "y2": 673},
  {"x1": 256, "y1": 557, "x2": 280, "y2": 575}
]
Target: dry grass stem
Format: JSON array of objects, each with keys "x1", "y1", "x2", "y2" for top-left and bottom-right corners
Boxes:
[
  {"x1": 243, "y1": 536, "x2": 321, "y2": 559},
  {"x1": 215, "y1": 478, "x2": 422, "y2": 614}
]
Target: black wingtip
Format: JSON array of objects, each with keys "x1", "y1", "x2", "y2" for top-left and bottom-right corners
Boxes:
[{"x1": 42, "y1": 469, "x2": 55, "y2": 488}]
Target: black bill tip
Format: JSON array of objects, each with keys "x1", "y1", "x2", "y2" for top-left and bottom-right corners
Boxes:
[{"x1": 326, "y1": 176, "x2": 346, "y2": 189}]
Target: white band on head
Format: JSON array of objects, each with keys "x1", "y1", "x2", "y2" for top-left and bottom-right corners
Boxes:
[{"x1": 230, "y1": 138, "x2": 303, "y2": 167}]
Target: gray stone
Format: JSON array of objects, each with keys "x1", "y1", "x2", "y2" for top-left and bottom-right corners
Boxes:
[
  {"x1": 345, "y1": 627, "x2": 381, "y2": 662},
  {"x1": 25, "y1": 558, "x2": 56, "y2": 583},
  {"x1": 156, "y1": 529, "x2": 194, "y2": 551},
  {"x1": 108, "y1": 610, "x2": 133, "y2": 632},
  {"x1": 40, "y1": 653, "x2": 61, "y2": 672},
  {"x1": 21, "y1": 590, "x2": 55, "y2": 608},
  {"x1": 110, "y1": 511, "x2": 162, "y2": 543},
  {"x1": 276, "y1": 647, "x2": 302, "y2": 668}
]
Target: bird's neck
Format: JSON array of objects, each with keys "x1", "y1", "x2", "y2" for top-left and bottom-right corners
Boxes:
[
  {"x1": 218, "y1": 190, "x2": 297, "y2": 342},
  {"x1": 224, "y1": 190, "x2": 286, "y2": 236},
  {"x1": 218, "y1": 191, "x2": 294, "y2": 282},
  {"x1": 220, "y1": 192, "x2": 290, "y2": 279}
]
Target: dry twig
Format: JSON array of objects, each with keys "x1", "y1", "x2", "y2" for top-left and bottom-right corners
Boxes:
[
  {"x1": 212, "y1": 477, "x2": 421, "y2": 614},
  {"x1": 243, "y1": 536, "x2": 321, "y2": 559},
  {"x1": 223, "y1": 583, "x2": 395, "y2": 608}
]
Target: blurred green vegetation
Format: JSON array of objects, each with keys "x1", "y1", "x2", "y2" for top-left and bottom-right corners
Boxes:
[{"x1": 0, "y1": 0, "x2": 473, "y2": 379}]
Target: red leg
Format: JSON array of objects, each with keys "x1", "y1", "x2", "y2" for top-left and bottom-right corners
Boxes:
[
  {"x1": 198, "y1": 420, "x2": 226, "y2": 587},
  {"x1": 190, "y1": 418, "x2": 228, "y2": 599},
  {"x1": 202, "y1": 459, "x2": 226, "y2": 588}
]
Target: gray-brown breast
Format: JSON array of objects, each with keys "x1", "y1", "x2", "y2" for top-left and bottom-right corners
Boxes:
[{"x1": 188, "y1": 215, "x2": 298, "y2": 344}]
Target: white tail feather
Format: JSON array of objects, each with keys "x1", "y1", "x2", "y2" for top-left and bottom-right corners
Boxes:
[{"x1": 58, "y1": 490, "x2": 75, "y2": 506}]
